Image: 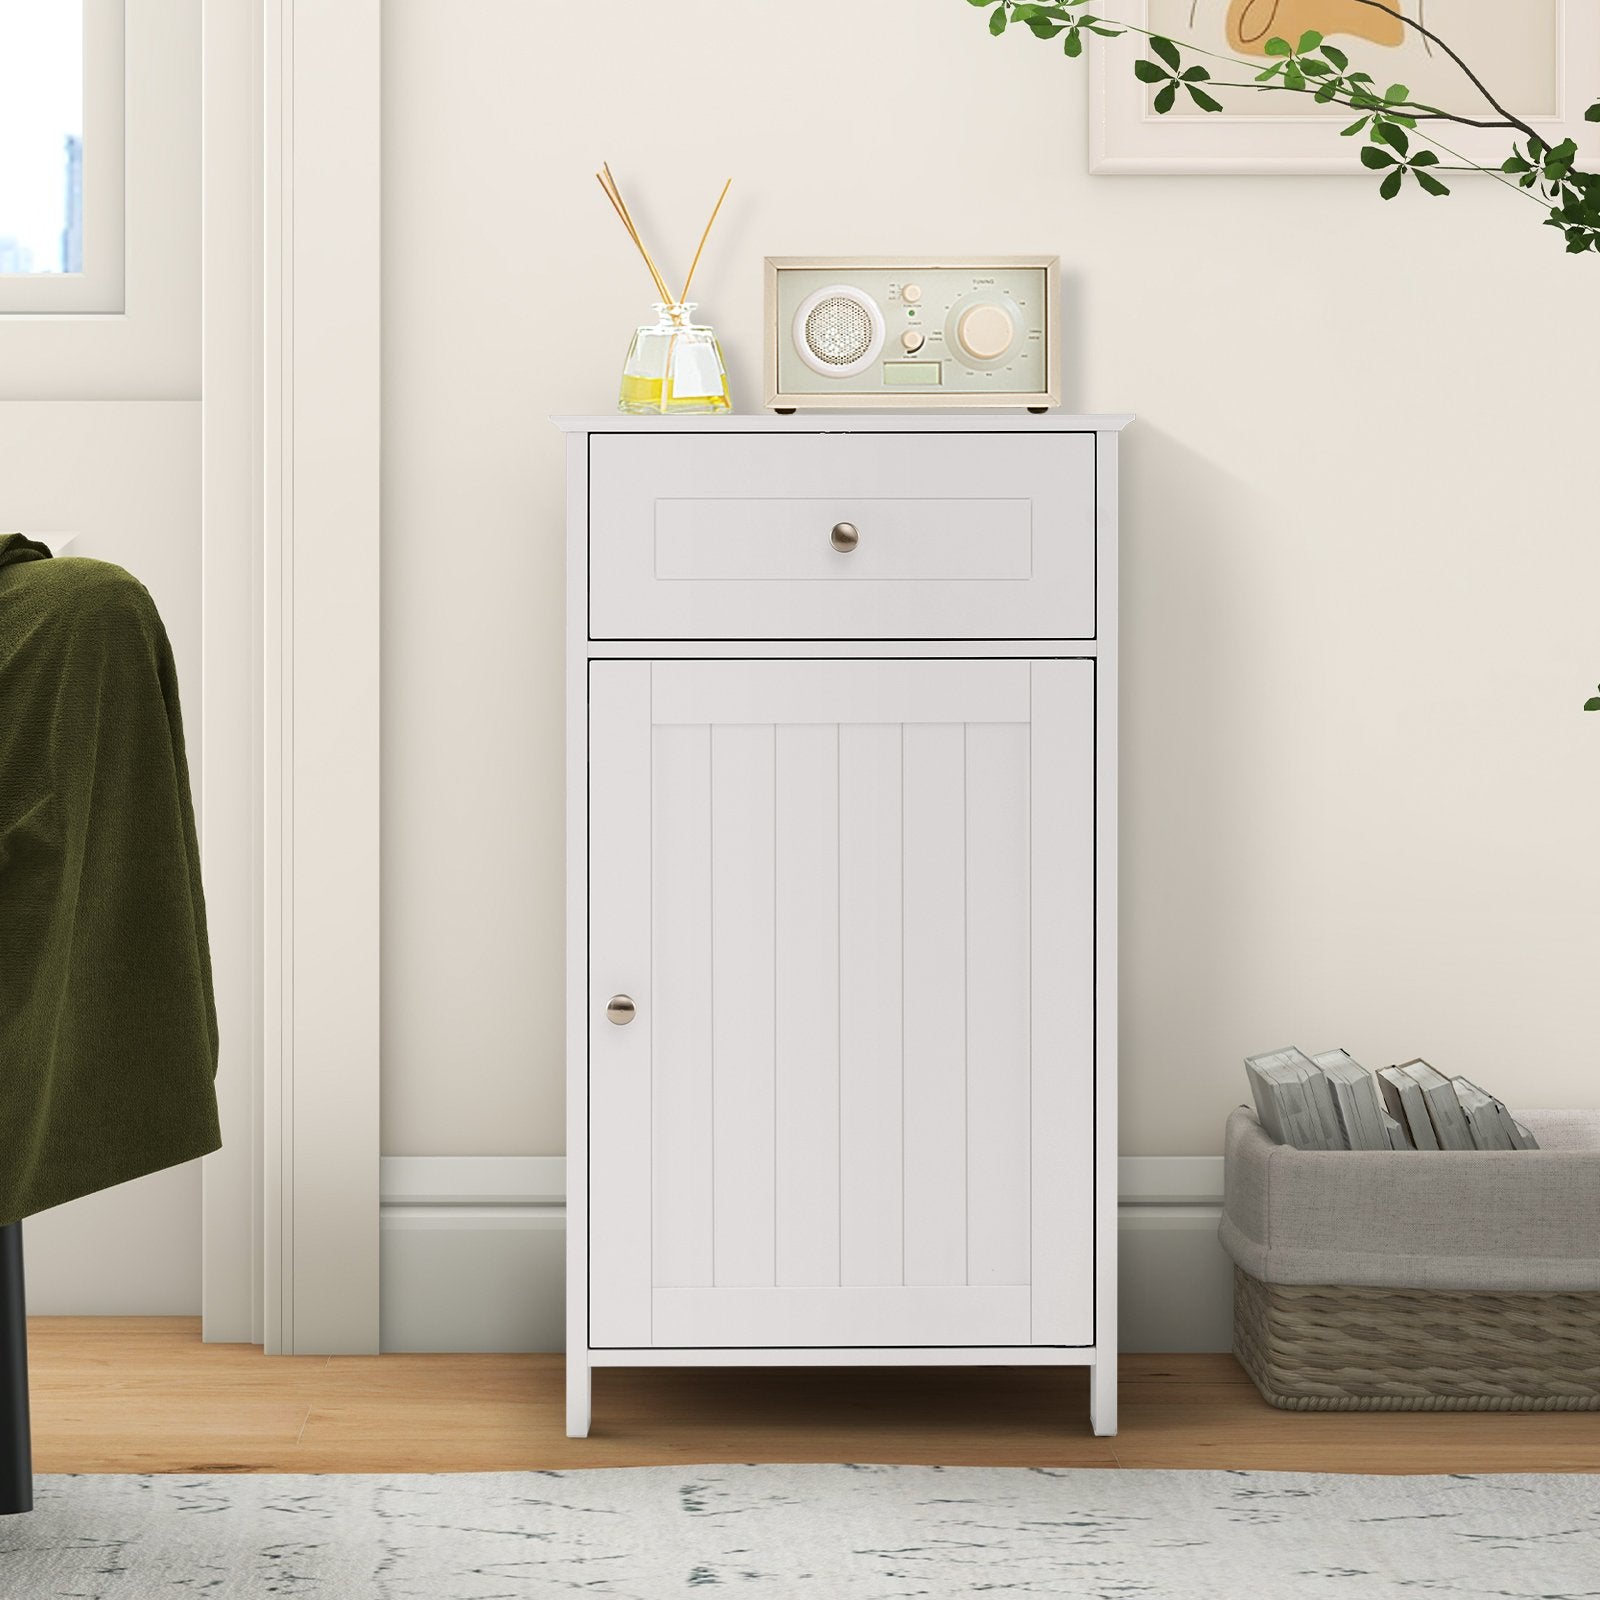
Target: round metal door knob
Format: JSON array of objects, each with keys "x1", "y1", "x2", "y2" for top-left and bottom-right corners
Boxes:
[
  {"x1": 605, "y1": 995, "x2": 637, "y2": 1026},
  {"x1": 830, "y1": 521, "x2": 860, "y2": 553}
]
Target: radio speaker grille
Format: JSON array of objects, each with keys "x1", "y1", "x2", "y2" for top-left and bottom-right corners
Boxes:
[{"x1": 804, "y1": 294, "x2": 876, "y2": 366}]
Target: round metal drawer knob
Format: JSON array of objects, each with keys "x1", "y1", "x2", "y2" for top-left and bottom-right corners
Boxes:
[
  {"x1": 830, "y1": 521, "x2": 859, "y2": 553},
  {"x1": 605, "y1": 994, "x2": 637, "y2": 1026}
]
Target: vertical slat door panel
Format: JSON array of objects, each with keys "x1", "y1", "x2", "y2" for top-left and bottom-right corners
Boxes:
[
  {"x1": 774, "y1": 724, "x2": 841, "y2": 1288},
  {"x1": 1029, "y1": 660, "x2": 1096, "y2": 1345},
  {"x1": 838, "y1": 723, "x2": 905, "y2": 1289},
  {"x1": 587, "y1": 664, "x2": 655, "y2": 1346},
  {"x1": 965, "y1": 722, "x2": 1034, "y2": 1287},
  {"x1": 710, "y1": 724, "x2": 778, "y2": 1288},
  {"x1": 653, "y1": 659, "x2": 1030, "y2": 729},
  {"x1": 651, "y1": 724, "x2": 714, "y2": 1289},
  {"x1": 901, "y1": 724, "x2": 969, "y2": 1287},
  {"x1": 588, "y1": 657, "x2": 1094, "y2": 1350}
]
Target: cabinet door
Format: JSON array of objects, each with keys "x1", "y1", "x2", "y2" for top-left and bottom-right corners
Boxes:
[{"x1": 587, "y1": 658, "x2": 1094, "y2": 1350}]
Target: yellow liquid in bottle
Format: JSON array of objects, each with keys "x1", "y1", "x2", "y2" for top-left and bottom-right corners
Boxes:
[
  {"x1": 662, "y1": 381, "x2": 731, "y2": 413},
  {"x1": 618, "y1": 373, "x2": 665, "y2": 411},
  {"x1": 619, "y1": 372, "x2": 731, "y2": 414}
]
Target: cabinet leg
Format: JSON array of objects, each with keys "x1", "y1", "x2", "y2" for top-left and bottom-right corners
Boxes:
[
  {"x1": 1, "y1": 1222, "x2": 33, "y2": 1516},
  {"x1": 1090, "y1": 1353, "x2": 1117, "y2": 1439},
  {"x1": 566, "y1": 1352, "x2": 592, "y2": 1439}
]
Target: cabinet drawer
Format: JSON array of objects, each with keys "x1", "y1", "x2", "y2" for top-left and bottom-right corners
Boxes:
[{"x1": 587, "y1": 432, "x2": 1096, "y2": 640}]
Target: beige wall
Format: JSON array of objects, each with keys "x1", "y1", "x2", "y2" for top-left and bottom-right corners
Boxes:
[{"x1": 381, "y1": 1, "x2": 1600, "y2": 1160}]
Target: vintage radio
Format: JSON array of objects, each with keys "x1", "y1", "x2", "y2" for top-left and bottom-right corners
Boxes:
[{"x1": 765, "y1": 255, "x2": 1058, "y2": 411}]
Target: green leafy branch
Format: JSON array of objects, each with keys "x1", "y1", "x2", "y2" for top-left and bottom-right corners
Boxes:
[
  {"x1": 980, "y1": 0, "x2": 1120, "y2": 56},
  {"x1": 1133, "y1": 33, "x2": 1222, "y2": 114},
  {"x1": 968, "y1": 0, "x2": 1600, "y2": 254},
  {"x1": 972, "y1": 0, "x2": 1600, "y2": 708},
  {"x1": 1503, "y1": 133, "x2": 1600, "y2": 256}
]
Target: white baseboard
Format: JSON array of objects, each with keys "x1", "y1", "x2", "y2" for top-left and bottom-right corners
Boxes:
[
  {"x1": 380, "y1": 1157, "x2": 567, "y2": 1353},
  {"x1": 1116, "y1": 1155, "x2": 1232, "y2": 1351},
  {"x1": 379, "y1": 1155, "x2": 1233, "y2": 1355}
]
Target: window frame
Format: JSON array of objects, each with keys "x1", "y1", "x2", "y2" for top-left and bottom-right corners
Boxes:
[
  {"x1": 0, "y1": 0, "x2": 198, "y2": 400},
  {"x1": 0, "y1": 0, "x2": 124, "y2": 314}
]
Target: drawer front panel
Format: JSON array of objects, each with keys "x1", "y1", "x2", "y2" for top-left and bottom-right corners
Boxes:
[
  {"x1": 588, "y1": 432, "x2": 1094, "y2": 640},
  {"x1": 655, "y1": 497, "x2": 1032, "y2": 583}
]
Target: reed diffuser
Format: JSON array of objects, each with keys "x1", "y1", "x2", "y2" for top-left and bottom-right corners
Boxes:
[{"x1": 597, "y1": 164, "x2": 732, "y2": 415}]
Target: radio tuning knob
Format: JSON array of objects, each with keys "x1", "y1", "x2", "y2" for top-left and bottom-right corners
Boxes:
[{"x1": 958, "y1": 303, "x2": 1017, "y2": 362}]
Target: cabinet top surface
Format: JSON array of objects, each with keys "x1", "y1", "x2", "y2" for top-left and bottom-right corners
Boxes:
[{"x1": 553, "y1": 412, "x2": 1134, "y2": 436}]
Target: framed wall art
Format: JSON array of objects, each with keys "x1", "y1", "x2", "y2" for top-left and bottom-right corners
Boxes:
[{"x1": 1090, "y1": 0, "x2": 1600, "y2": 175}]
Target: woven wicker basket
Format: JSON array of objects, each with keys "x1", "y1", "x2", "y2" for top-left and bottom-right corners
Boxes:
[{"x1": 1234, "y1": 1265, "x2": 1600, "y2": 1412}]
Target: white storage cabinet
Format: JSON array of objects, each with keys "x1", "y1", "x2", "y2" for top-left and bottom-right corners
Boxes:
[{"x1": 559, "y1": 414, "x2": 1127, "y2": 1438}]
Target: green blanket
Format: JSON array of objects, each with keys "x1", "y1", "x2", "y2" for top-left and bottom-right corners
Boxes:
[{"x1": 0, "y1": 535, "x2": 219, "y2": 1225}]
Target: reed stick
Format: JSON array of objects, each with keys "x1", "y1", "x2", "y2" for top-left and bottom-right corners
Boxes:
[
  {"x1": 679, "y1": 178, "x2": 732, "y2": 305},
  {"x1": 596, "y1": 172, "x2": 672, "y2": 305},
  {"x1": 598, "y1": 164, "x2": 675, "y2": 306}
]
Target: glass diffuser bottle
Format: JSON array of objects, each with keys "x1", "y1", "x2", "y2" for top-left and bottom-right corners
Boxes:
[
  {"x1": 619, "y1": 302, "x2": 730, "y2": 415},
  {"x1": 597, "y1": 164, "x2": 734, "y2": 416}
]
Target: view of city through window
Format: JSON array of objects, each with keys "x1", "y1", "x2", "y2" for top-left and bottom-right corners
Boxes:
[{"x1": 0, "y1": 3, "x2": 84, "y2": 275}]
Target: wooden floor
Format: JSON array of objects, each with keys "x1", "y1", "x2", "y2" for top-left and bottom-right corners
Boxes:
[{"x1": 25, "y1": 1318, "x2": 1600, "y2": 1476}]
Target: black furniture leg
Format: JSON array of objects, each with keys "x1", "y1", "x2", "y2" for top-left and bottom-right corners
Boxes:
[{"x1": 0, "y1": 1221, "x2": 32, "y2": 1515}]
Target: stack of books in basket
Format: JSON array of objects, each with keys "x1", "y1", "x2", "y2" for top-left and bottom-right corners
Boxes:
[{"x1": 1245, "y1": 1047, "x2": 1538, "y2": 1152}]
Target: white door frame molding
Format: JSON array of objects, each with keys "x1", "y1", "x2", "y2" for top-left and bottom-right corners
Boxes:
[
  {"x1": 260, "y1": 0, "x2": 383, "y2": 1354},
  {"x1": 199, "y1": 0, "x2": 266, "y2": 1345}
]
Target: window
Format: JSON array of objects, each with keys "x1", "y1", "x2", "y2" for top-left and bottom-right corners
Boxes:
[
  {"x1": 0, "y1": 0, "x2": 123, "y2": 314},
  {"x1": 0, "y1": 3, "x2": 84, "y2": 276}
]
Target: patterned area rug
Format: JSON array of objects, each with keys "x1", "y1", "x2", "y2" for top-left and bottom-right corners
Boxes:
[{"x1": 5, "y1": 1466, "x2": 1598, "y2": 1597}]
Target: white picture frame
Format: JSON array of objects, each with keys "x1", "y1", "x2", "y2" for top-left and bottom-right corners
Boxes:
[{"x1": 1090, "y1": 0, "x2": 1600, "y2": 175}]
